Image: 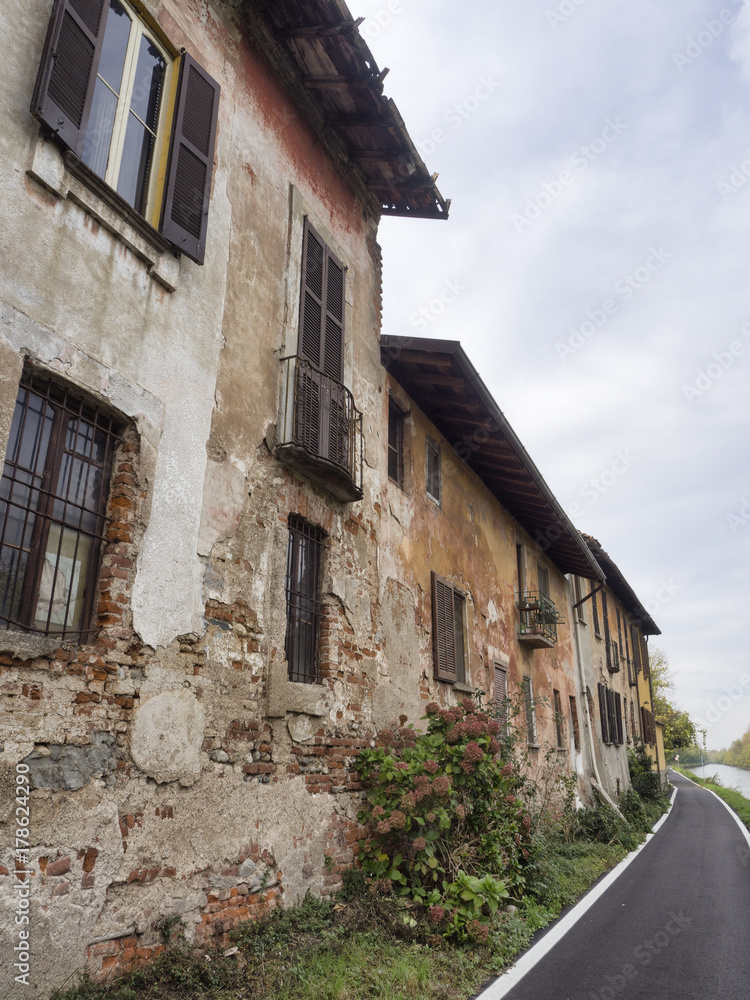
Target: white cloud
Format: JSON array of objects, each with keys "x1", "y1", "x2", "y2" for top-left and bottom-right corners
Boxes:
[{"x1": 363, "y1": 0, "x2": 750, "y2": 747}]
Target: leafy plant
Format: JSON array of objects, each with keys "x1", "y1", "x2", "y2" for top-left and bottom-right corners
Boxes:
[
  {"x1": 628, "y1": 743, "x2": 662, "y2": 800},
  {"x1": 355, "y1": 697, "x2": 531, "y2": 940}
]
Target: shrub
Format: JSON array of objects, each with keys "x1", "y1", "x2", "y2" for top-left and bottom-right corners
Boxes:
[
  {"x1": 628, "y1": 744, "x2": 662, "y2": 800},
  {"x1": 619, "y1": 788, "x2": 648, "y2": 831},
  {"x1": 355, "y1": 697, "x2": 531, "y2": 940}
]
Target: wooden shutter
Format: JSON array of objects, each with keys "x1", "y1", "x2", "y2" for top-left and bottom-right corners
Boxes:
[
  {"x1": 31, "y1": 0, "x2": 107, "y2": 152},
  {"x1": 323, "y1": 251, "x2": 345, "y2": 382},
  {"x1": 631, "y1": 626, "x2": 642, "y2": 673},
  {"x1": 432, "y1": 572, "x2": 456, "y2": 682},
  {"x1": 640, "y1": 706, "x2": 654, "y2": 745},
  {"x1": 161, "y1": 54, "x2": 220, "y2": 265},
  {"x1": 523, "y1": 677, "x2": 536, "y2": 743},
  {"x1": 606, "y1": 688, "x2": 617, "y2": 745},
  {"x1": 602, "y1": 593, "x2": 612, "y2": 669},
  {"x1": 598, "y1": 683, "x2": 610, "y2": 744},
  {"x1": 298, "y1": 221, "x2": 345, "y2": 376},
  {"x1": 640, "y1": 635, "x2": 650, "y2": 678},
  {"x1": 494, "y1": 664, "x2": 508, "y2": 728},
  {"x1": 591, "y1": 582, "x2": 600, "y2": 635},
  {"x1": 614, "y1": 692, "x2": 623, "y2": 746},
  {"x1": 569, "y1": 696, "x2": 581, "y2": 751},
  {"x1": 297, "y1": 221, "x2": 347, "y2": 464}
]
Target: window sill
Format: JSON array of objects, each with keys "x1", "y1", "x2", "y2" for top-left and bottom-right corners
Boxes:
[
  {"x1": 27, "y1": 137, "x2": 180, "y2": 292},
  {"x1": 0, "y1": 628, "x2": 76, "y2": 660},
  {"x1": 266, "y1": 655, "x2": 330, "y2": 718},
  {"x1": 453, "y1": 681, "x2": 474, "y2": 694},
  {"x1": 527, "y1": 743, "x2": 541, "y2": 751}
]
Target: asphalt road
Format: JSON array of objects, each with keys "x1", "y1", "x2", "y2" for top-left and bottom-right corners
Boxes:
[{"x1": 498, "y1": 770, "x2": 750, "y2": 1000}]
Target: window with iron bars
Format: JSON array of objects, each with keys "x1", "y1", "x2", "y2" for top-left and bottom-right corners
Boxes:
[
  {"x1": 284, "y1": 516, "x2": 326, "y2": 684},
  {"x1": 0, "y1": 369, "x2": 121, "y2": 639}
]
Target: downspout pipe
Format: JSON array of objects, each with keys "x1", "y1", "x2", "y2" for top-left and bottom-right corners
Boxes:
[{"x1": 572, "y1": 593, "x2": 625, "y2": 821}]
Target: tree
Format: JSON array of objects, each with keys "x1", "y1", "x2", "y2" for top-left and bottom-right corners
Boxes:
[{"x1": 648, "y1": 647, "x2": 696, "y2": 752}]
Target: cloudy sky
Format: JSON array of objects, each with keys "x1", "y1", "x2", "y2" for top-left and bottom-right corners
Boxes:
[{"x1": 350, "y1": 0, "x2": 750, "y2": 749}]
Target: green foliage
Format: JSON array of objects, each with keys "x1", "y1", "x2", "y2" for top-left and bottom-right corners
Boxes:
[
  {"x1": 628, "y1": 743, "x2": 662, "y2": 800},
  {"x1": 619, "y1": 788, "x2": 648, "y2": 830},
  {"x1": 706, "y1": 723, "x2": 750, "y2": 771},
  {"x1": 338, "y1": 865, "x2": 368, "y2": 901},
  {"x1": 649, "y1": 647, "x2": 697, "y2": 752},
  {"x1": 572, "y1": 802, "x2": 639, "y2": 850},
  {"x1": 523, "y1": 836, "x2": 628, "y2": 911},
  {"x1": 433, "y1": 872, "x2": 509, "y2": 942},
  {"x1": 355, "y1": 697, "x2": 531, "y2": 940}
]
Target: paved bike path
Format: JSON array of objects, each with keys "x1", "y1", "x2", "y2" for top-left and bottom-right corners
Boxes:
[{"x1": 484, "y1": 770, "x2": 750, "y2": 999}]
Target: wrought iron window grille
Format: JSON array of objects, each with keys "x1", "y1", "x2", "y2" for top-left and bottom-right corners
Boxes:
[{"x1": 0, "y1": 369, "x2": 122, "y2": 639}]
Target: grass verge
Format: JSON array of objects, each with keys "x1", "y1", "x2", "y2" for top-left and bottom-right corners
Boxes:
[
  {"x1": 673, "y1": 766, "x2": 750, "y2": 829},
  {"x1": 47, "y1": 824, "x2": 666, "y2": 1000}
]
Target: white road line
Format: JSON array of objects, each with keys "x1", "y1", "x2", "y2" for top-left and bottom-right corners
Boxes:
[
  {"x1": 475, "y1": 786, "x2": 677, "y2": 1000},
  {"x1": 673, "y1": 767, "x2": 750, "y2": 849}
]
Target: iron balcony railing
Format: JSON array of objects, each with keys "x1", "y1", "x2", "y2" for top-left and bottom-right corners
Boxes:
[
  {"x1": 276, "y1": 356, "x2": 363, "y2": 502},
  {"x1": 516, "y1": 590, "x2": 564, "y2": 645}
]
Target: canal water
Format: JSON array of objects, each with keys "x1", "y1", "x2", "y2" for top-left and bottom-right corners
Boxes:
[{"x1": 685, "y1": 763, "x2": 750, "y2": 799}]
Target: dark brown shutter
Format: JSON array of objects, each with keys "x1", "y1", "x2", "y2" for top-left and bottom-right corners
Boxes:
[
  {"x1": 432, "y1": 572, "x2": 456, "y2": 683},
  {"x1": 631, "y1": 626, "x2": 642, "y2": 673},
  {"x1": 298, "y1": 220, "x2": 346, "y2": 377},
  {"x1": 614, "y1": 692, "x2": 623, "y2": 746},
  {"x1": 299, "y1": 223, "x2": 324, "y2": 369},
  {"x1": 297, "y1": 221, "x2": 347, "y2": 465},
  {"x1": 602, "y1": 593, "x2": 611, "y2": 669},
  {"x1": 591, "y1": 582, "x2": 600, "y2": 635},
  {"x1": 31, "y1": 0, "x2": 107, "y2": 152},
  {"x1": 161, "y1": 54, "x2": 220, "y2": 265},
  {"x1": 569, "y1": 696, "x2": 581, "y2": 751},
  {"x1": 598, "y1": 683, "x2": 610, "y2": 744},
  {"x1": 640, "y1": 636, "x2": 650, "y2": 678},
  {"x1": 606, "y1": 688, "x2": 617, "y2": 745},
  {"x1": 323, "y1": 252, "x2": 345, "y2": 382},
  {"x1": 494, "y1": 664, "x2": 507, "y2": 728}
]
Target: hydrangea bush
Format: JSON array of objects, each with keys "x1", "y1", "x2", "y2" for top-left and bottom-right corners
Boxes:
[{"x1": 355, "y1": 698, "x2": 532, "y2": 941}]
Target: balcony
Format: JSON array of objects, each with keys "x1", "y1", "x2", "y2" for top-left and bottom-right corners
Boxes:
[
  {"x1": 276, "y1": 356, "x2": 363, "y2": 502},
  {"x1": 516, "y1": 591, "x2": 564, "y2": 649}
]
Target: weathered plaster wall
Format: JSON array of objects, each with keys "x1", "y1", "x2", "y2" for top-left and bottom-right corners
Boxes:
[
  {"x1": 574, "y1": 581, "x2": 640, "y2": 798},
  {"x1": 0, "y1": 2, "x2": 596, "y2": 996},
  {"x1": 0, "y1": 0, "x2": 231, "y2": 649},
  {"x1": 375, "y1": 379, "x2": 582, "y2": 769}
]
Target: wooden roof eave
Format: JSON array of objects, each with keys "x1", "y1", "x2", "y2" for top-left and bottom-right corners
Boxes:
[
  {"x1": 580, "y1": 535, "x2": 661, "y2": 635},
  {"x1": 245, "y1": 0, "x2": 449, "y2": 220},
  {"x1": 381, "y1": 336, "x2": 606, "y2": 582}
]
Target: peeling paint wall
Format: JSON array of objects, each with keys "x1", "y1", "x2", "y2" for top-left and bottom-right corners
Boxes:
[
  {"x1": 573, "y1": 580, "x2": 642, "y2": 799},
  {"x1": 0, "y1": 2, "x2": 614, "y2": 996},
  {"x1": 376, "y1": 379, "x2": 582, "y2": 766}
]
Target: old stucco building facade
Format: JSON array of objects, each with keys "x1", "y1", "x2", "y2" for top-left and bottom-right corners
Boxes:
[{"x1": 0, "y1": 1, "x2": 663, "y2": 995}]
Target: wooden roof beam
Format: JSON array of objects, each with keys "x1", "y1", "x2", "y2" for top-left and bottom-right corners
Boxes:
[{"x1": 276, "y1": 18, "x2": 365, "y2": 39}]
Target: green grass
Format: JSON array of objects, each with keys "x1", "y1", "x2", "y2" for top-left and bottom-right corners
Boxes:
[
  {"x1": 674, "y1": 766, "x2": 750, "y2": 829},
  {"x1": 48, "y1": 804, "x2": 670, "y2": 1000}
]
